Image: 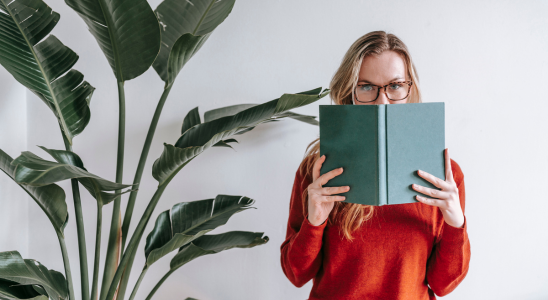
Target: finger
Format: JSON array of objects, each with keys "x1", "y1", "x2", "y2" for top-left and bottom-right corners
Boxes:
[
  {"x1": 412, "y1": 184, "x2": 449, "y2": 199},
  {"x1": 417, "y1": 169, "x2": 450, "y2": 190},
  {"x1": 415, "y1": 195, "x2": 443, "y2": 207},
  {"x1": 312, "y1": 154, "x2": 326, "y2": 182},
  {"x1": 318, "y1": 167, "x2": 344, "y2": 187},
  {"x1": 445, "y1": 148, "x2": 455, "y2": 183},
  {"x1": 321, "y1": 195, "x2": 346, "y2": 202},
  {"x1": 321, "y1": 185, "x2": 350, "y2": 196}
]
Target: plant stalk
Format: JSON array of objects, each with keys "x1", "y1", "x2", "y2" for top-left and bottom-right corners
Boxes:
[
  {"x1": 61, "y1": 126, "x2": 90, "y2": 300},
  {"x1": 144, "y1": 269, "x2": 174, "y2": 300},
  {"x1": 128, "y1": 267, "x2": 148, "y2": 300},
  {"x1": 116, "y1": 85, "x2": 174, "y2": 300},
  {"x1": 114, "y1": 251, "x2": 134, "y2": 300},
  {"x1": 90, "y1": 203, "x2": 103, "y2": 300},
  {"x1": 100, "y1": 81, "x2": 126, "y2": 300},
  {"x1": 121, "y1": 85, "x2": 173, "y2": 251},
  {"x1": 105, "y1": 184, "x2": 169, "y2": 300},
  {"x1": 56, "y1": 231, "x2": 76, "y2": 300}
]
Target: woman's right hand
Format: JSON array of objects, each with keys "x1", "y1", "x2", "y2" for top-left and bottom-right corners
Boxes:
[{"x1": 307, "y1": 154, "x2": 350, "y2": 226}]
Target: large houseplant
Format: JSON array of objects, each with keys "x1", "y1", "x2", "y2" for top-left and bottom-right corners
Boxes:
[{"x1": 0, "y1": 0, "x2": 329, "y2": 299}]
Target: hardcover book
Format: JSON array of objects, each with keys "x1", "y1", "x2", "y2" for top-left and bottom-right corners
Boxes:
[{"x1": 319, "y1": 102, "x2": 445, "y2": 206}]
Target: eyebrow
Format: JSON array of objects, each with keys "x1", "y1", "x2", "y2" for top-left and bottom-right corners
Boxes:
[{"x1": 358, "y1": 76, "x2": 405, "y2": 84}]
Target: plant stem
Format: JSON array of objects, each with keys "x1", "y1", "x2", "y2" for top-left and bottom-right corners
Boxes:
[
  {"x1": 114, "y1": 257, "x2": 133, "y2": 300},
  {"x1": 105, "y1": 184, "x2": 169, "y2": 300},
  {"x1": 100, "y1": 81, "x2": 126, "y2": 300},
  {"x1": 121, "y1": 85, "x2": 173, "y2": 251},
  {"x1": 144, "y1": 269, "x2": 174, "y2": 300},
  {"x1": 128, "y1": 267, "x2": 148, "y2": 300},
  {"x1": 62, "y1": 127, "x2": 90, "y2": 300},
  {"x1": 90, "y1": 203, "x2": 102, "y2": 300},
  {"x1": 116, "y1": 85, "x2": 174, "y2": 300},
  {"x1": 56, "y1": 231, "x2": 76, "y2": 300}
]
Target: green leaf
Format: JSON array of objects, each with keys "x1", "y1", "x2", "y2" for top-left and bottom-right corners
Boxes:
[
  {"x1": 10, "y1": 149, "x2": 134, "y2": 206},
  {"x1": 164, "y1": 33, "x2": 211, "y2": 88},
  {"x1": 176, "y1": 88, "x2": 328, "y2": 148},
  {"x1": 151, "y1": 88, "x2": 329, "y2": 186},
  {"x1": 0, "y1": 149, "x2": 68, "y2": 234},
  {"x1": 181, "y1": 107, "x2": 201, "y2": 135},
  {"x1": 182, "y1": 107, "x2": 237, "y2": 148},
  {"x1": 211, "y1": 139, "x2": 237, "y2": 149},
  {"x1": 274, "y1": 111, "x2": 319, "y2": 126},
  {"x1": 144, "y1": 195, "x2": 255, "y2": 268},
  {"x1": 0, "y1": 0, "x2": 95, "y2": 145},
  {"x1": 0, "y1": 279, "x2": 48, "y2": 300},
  {"x1": 64, "y1": 0, "x2": 161, "y2": 81},
  {"x1": 204, "y1": 104, "x2": 258, "y2": 122},
  {"x1": 0, "y1": 251, "x2": 68, "y2": 300},
  {"x1": 153, "y1": 0, "x2": 236, "y2": 86},
  {"x1": 170, "y1": 231, "x2": 268, "y2": 270},
  {"x1": 204, "y1": 103, "x2": 319, "y2": 128},
  {"x1": 220, "y1": 138, "x2": 238, "y2": 144},
  {"x1": 36, "y1": 145, "x2": 135, "y2": 205}
]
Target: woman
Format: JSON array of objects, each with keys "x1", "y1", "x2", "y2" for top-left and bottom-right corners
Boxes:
[{"x1": 280, "y1": 31, "x2": 470, "y2": 299}]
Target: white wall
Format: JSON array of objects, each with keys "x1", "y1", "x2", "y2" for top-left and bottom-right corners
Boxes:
[
  {"x1": 0, "y1": 73, "x2": 28, "y2": 257},
  {"x1": 1, "y1": 0, "x2": 547, "y2": 299}
]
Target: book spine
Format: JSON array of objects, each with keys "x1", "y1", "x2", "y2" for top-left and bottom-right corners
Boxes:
[{"x1": 378, "y1": 105, "x2": 387, "y2": 205}]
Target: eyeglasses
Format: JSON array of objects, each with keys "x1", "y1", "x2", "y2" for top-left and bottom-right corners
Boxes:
[{"x1": 354, "y1": 80, "x2": 413, "y2": 103}]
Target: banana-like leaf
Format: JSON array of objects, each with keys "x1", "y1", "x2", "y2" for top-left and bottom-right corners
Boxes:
[
  {"x1": 151, "y1": 88, "x2": 329, "y2": 186},
  {"x1": 144, "y1": 195, "x2": 255, "y2": 268},
  {"x1": 203, "y1": 104, "x2": 257, "y2": 122},
  {"x1": 0, "y1": 0, "x2": 94, "y2": 145},
  {"x1": 0, "y1": 149, "x2": 68, "y2": 234},
  {"x1": 181, "y1": 107, "x2": 239, "y2": 148},
  {"x1": 170, "y1": 231, "x2": 268, "y2": 270},
  {"x1": 37, "y1": 146, "x2": 138, "y2": 205},
  {"x1": 204, "y1": 104, "x2": 316, "y2": 125},
  {"x1": 153, "y1": 0, "x2": 236, "y2": 86},
  {"x1": 10, "y1": 149, "x2": 134, "y2": 206},
  {"x1": 274, "y1": 111, "x2": 319, "y2": 126},
  {"x1": 181, "y1": 107, "x2": 201, "y2": 135},
  {"x1": 205, "y1": 103, "x2": 319, "y2": 130},
  {"x1": 0, "y1": 278, "x2": 47, "y2": 300},
  {"x1": 176, "y1": 87, "x2": 327, "y2": 148},
  {"x1": 65, "y1": 0, "x2": 161, "y2": 81},
  {"x1": 0, "y1": 251, "x2": 67, "y2": 300},
  {"x1": 211, "y1": 139, "x2": 238, "y2": 149}
]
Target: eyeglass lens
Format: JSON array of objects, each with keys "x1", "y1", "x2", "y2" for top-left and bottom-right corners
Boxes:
[{"x1": 356, "y1": 82, "x2": 411, "y2": 102}]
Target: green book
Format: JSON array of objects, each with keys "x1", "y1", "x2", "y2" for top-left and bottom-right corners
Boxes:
[{"x1": 319, "y1": 102, "x2": 445, "y2": 206}]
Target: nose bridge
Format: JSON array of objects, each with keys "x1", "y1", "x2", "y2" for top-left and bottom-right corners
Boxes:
[{"x1": 376, "y1": 86, "x2": 390, "y2": 104}]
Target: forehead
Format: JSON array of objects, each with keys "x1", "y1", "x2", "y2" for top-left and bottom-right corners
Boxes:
[{"x1": 358, "y1": 50, "x2": 407, "y2": 84}]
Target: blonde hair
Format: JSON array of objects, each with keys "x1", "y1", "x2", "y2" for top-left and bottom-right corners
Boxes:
[{"x1": 299, "y1": 31, "x2": 422, "y2": 240}]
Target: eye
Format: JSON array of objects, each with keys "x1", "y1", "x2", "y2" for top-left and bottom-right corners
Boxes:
[
  {"x1": 388, "y1": 83, "x2": 402, "y2": 90},
  {"x1": 358, "y1": 84, "x2": 374, "y2": 91}
]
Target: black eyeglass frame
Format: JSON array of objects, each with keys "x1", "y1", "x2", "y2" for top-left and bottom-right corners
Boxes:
[{"x1": 354, "y1": 80, "x2": 413, "y2": 103}]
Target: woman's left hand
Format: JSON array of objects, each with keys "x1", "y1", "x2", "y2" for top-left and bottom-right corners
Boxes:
[{"x1": 412, "y1": 148, "x2": 465, "y2": 228}]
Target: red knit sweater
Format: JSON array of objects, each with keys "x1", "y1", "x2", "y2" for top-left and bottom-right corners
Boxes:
[{"x1": 280, "y1": 159, "x2": 470, "y2": 300}]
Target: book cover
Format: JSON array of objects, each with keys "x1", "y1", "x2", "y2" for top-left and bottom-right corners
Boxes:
[{"x1": 319, "y1": 102, "x2": 445, "y2": 206}]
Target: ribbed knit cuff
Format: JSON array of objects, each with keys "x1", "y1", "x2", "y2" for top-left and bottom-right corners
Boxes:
[
  {"x1": 298, "y1": 216, "x2": 327, "y2": 238},
  {"x1": 440, "y1": 215, "x2": 468, "y2": 243}
]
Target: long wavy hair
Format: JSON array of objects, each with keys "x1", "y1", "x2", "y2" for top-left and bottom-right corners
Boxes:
[{"x1": 299, "y1": 31, "x2": 422, "y2": 240}]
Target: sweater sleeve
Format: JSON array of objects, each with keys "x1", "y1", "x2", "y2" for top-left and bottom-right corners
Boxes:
[
  {"x1": 426, "y1": 159, "x2": 471, "y2": 296},
  {"x1": 280, "y1": 168, "x2": 327, "y2": 287}
]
